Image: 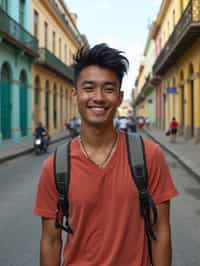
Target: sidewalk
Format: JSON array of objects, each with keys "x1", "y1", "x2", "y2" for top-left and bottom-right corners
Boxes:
[
  {"x1": 143, "y1": 127, "x2": 200, "y2": 181},
  {"x1": 0, "y1": 131, "x2": 69, "y2": 164}
]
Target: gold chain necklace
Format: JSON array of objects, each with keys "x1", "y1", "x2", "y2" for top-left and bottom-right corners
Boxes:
[{"x1": 79, "y1": 133, "x2": 118, "y2": 167}]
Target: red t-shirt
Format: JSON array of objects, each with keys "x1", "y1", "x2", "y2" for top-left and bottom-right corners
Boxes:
[
  {"x1": 33, "y1": 132, "x2": 178, "y2": 266},
  {"x1": 170, "y1": 120, "x2": 178, "y2": 129}
]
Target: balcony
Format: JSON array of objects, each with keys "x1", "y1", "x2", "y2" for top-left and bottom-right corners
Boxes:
[
  {"x1": 37, "y1": 48, "x2": 74, "y2": 82},
  {"x1": 153, "y1": 0, "x2": 200, "y2": 75},
  {"x1": 0, "y1": 7, "x2": 38, "y2": 57},
  {"x1": 48, "y1": 0, "x2": 82, "y2": 46}
]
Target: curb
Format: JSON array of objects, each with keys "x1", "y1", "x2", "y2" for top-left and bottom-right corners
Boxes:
[
  {"x1": 143, "y1": 128, "x2": 200, "y2": 183},
  {"x1": 0, "y1": 134, "x2": 69, "y2": 165}
]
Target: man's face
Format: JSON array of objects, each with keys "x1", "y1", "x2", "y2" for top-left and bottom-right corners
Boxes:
[{"x1": 72, "y1": 66, "x2": 123, "y2": 128}]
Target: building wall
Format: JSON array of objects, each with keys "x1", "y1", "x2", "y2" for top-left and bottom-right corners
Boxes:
[
  {"x1": 31, "y1": 0, "x2": 79, "y2": 65},
  {"x1": 161, "y1": 40, "x2": 200, "y2": 142},
  {"x1": 32, "y1": 64, "x2": 73, "y2": 133},
  {"x1": 0, "y1": 0, "x2": 35, "y2": 143},
  {"x1": 144, "y1": 89, "x2": 156, "y2": 126},
  {"x1": 31, "y1": 0, "x2": 83, "y2": 133},
  {"x1": 156, "y1": 0, "x2": 190, "y2": 54}
]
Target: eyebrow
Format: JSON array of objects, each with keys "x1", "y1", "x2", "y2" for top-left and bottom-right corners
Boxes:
[{"x1": 81, "y1": 80, "x2": 118, "y2": 86}]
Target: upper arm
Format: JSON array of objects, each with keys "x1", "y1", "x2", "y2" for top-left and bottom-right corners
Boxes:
[
  {"x1": 41, "y1": 217, "x2": 62, "y2": 243},
  {"x1": 153, "y1": 200, "x2": 171, "y2": 236}
]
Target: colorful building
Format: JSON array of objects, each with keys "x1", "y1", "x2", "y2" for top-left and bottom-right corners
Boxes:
[
  {"x1": 133, "y1": 27, "x2": 157, "y2": 125},
  {"x1": 0, "y1": 0, "x2": 38, "y2": 143},
  {"x1": 31, "y1": 0, "x2": 88, "y2": 134},
  {"x1": 153, "y1": 0, "x2": 200, "y2": 142}
]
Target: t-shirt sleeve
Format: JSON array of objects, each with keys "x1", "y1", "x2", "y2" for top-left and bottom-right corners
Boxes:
[
  {"x1": 33, "y1": 154, "x2": 58, "y2": 218},
  {"x1": 147, "y1": 144, "x2": 178, "y2": 204}
]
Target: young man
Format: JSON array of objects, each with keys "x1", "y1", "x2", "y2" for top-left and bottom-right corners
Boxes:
[{"x1": 33, "y1": 43, "x2": 178, "y2": 266}]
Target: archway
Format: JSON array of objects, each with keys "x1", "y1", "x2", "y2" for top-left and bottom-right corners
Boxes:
[
  {"x1": 45, "y1": 81, "x2": 50, "y2": 129},
  {"x1": 180, "y1": 71, "x2": 185, "y2": 134},
  {"x1": 53, "y1": 84, "x2": 57, "y2": 129},
  {"x1": 19, "y1": 70, "x2": 28, "y2": 136},
  {"x1": 0, "y1": 62, "x2": 12, "y2": 139},
  {"x1": 189, "y1": 64, "x2": 195, "y2": 137},
  {"x1": 60, "y1": 87, "x2": 63, "y2": 128},
  {"x1": 34, "y1": 76, "x2": 40, "y2": 125},
  {"x1": 172, "y1": 76, "x2": 176, "y2": 117}
]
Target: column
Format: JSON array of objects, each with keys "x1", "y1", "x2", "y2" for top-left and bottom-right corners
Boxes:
[
  {"x1": 40, "y1": 85, "x2": 46, "y2": 126},
  {"x1": 57, "y1": 91, "x2": 61, "y2": 131},
  {"x1": 62, "y1": 91, "x2": 66, "y2": 128},
  {"x1": 0, "y1": 84, "x2": 2, "y2": 143},
  {"x1": 27, "y1": 84, "x2": 33, "y2": 138},
  {"x1": 177, "y1": 84, "x2": 183, "y2": 135},
  {"x1": 11, "y1": 80, "x2": 21, "y2": 142},
  {"x1": 193, "y1": 73, "x2": 200, "y2": 142},
  {"x1": 49, "y1": 89, "x2": 54, "y2": 133},
  {"x1": 184, "y1": 79, "x2": 191, "y2": 139}
]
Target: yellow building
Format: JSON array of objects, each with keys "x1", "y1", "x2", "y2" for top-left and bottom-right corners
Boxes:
[
  {"x1": 31, "y1": 0, "x2": 88, "y2": 133},
  {"x1": 133, "y1": 64, "x2": 146, "y2": 117},
  {"x1": 153, "y1": 0, "x2": 200, "y2": 143},
  {"x1": 118, "y1": 100, "x2": 133, "y2": 117}
]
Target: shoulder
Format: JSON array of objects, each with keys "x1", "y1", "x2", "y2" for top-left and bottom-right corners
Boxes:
[
  {"x1": 42, "y1": 153, "x2": 54, "y2": 178},
  {"x1": 142, "y1": 137, "x2": 163, "y2": 163}
]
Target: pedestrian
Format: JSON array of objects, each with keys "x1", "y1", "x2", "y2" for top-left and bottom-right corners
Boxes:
[
  {"x1": 145, "y1": 116, "x2": 151, "y2": 129},
  {"x1": 33, "y1": 43, "x2": 178, "y2": 266},
  {"x1": 137, "y1": 116, "x2": 145, "y2": 129},
  {"x1": 170, "y1": 117, "x2": 178, "y2": 142},
  {"x1": 113, "y1": 115, "x2": 120, "y2": 129},
  {"x1": 119, "y1": 116, "x2": 128, "y2": 132},
  {"x1": 128, "y1": 115, "x2": 137, "y2": 133}
]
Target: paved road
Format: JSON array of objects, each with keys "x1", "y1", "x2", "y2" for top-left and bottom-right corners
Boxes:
[{"x1": 0, "y1": 135, "x2": 199, "y2": 266}]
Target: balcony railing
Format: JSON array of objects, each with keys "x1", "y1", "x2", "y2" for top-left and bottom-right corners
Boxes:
[
  {"x1": 38, "y1": 48, "x2": 74, "y2": 82},
  {"x1": 153, "y1": 0, "x2": 200, "y2": 75},
  {"x1": 0, "y1": 7, "x2": 38, "y2": 57},
  {"x1": 48, "y1": 0, "x2": 82, "y2": 46}
]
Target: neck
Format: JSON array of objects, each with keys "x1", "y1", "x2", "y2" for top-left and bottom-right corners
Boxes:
[{"x1": 80, "y1": 123, "x2": 117, "y2": 148}]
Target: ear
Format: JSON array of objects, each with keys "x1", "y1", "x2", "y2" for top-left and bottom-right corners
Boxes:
[
  {"x1": 71, "y1": 87, "x2": 77, "y2": 103},
  {"x1": 118, "y1": 90, "x2": 124, "y2": 106}
]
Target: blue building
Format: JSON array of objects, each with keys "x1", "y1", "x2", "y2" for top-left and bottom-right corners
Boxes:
[{"x1": 0, "y1": 0, "x2": 38, "y2": 143}]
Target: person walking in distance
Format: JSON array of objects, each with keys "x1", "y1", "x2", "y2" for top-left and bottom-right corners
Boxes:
[
  {"x1": 170, "y1": 117, "x2": 178, "y2": 142},
  {"x1": 33, "y1": 43, "x2": 178, "y2": 266}
]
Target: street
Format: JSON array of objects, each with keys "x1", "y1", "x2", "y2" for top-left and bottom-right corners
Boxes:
[{"x1": 0, "y1": 135, "x2": 200, "y2": 266}]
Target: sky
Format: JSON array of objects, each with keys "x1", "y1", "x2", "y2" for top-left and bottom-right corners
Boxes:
[{"x1": 64, "y1": 0, "x2": 162, "y2": 100}]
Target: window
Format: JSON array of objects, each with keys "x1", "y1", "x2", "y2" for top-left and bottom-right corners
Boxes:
[
  {"x1": 34, "y1": 10, "x2": 38, "y2": 38},
  {"x1": 44, "y1": 22, "x2": 48, "y2": 48},
  {"x1": 19, "y1": 0, "x2": 25, "y2": 27},
  {"x1": 52, "y1": 31, "x2": 56, "y2": 53},
  {"x1": 59, "y1": 38, "x2": 62, "y2": 59}
]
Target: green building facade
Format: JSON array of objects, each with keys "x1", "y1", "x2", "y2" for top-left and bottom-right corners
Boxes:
[{"x1": 0, "y1": 0, "x2": 38, "y2": 143}]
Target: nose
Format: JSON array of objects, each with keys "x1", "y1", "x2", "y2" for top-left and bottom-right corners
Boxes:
[{"x1": 93, "y1": 88, "x2": 105, "y2": 102}]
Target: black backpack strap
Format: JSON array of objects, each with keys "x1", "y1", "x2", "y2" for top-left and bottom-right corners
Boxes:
[
  {"x1": 54, "y1": 140, "x2": 73, "y2": 234},
  {"x1": 125, "y1": 132, "x2": 158, "y2": 265}
]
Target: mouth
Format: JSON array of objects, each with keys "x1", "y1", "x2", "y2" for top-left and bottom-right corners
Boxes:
[{"x1": 87, "y1": 106, "x2": 108, "y2": 115}]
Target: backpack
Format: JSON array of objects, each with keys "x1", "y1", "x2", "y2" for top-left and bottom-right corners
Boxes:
[{"x1": 54, "y1": 132, "x2": 158, "y2": 265}]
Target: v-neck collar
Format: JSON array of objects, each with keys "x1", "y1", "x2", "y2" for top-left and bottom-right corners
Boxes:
[{"x1": 75, "y1": 131, "x2": 122, "y2": 173}]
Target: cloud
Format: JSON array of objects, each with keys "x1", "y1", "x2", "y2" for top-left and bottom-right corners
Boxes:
[
  {"x1": 151, "y1": 0, "x2": 162, "y2": 7},
  {"x1": 92, "y1": 0, "x2": 111, "y2": 10}
]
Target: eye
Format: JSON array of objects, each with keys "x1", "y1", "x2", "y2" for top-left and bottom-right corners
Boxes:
[
  {"x1": 83, "y1": 86, "x2": 94, "y2": 92},
  {"x1": 104, "y1": 87, "x2": 115, "y2": 93}
]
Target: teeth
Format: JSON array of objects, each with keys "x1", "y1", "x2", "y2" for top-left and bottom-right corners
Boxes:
[{"x1": 90, "y1": 107, "x2": 104, "y2": 110}]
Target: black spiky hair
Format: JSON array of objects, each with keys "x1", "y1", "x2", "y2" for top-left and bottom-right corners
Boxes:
[{"x1": 73, "y1": 43, "x2": 129, "y2": 88}]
